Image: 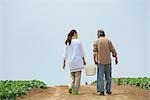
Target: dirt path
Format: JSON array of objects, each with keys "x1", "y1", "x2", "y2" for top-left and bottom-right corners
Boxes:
[{"x1": 17, "y1": 84, "x2": 150, "y2": 100}]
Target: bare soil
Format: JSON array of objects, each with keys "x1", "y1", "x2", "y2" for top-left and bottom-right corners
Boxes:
[{"x1": 17, "y1": 84, "x2": 150, "y2": 100}]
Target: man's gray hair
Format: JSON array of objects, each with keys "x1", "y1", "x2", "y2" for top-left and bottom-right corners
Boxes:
[{"x1": 97, "y1": 29, "x2": 105, "y2": 38}]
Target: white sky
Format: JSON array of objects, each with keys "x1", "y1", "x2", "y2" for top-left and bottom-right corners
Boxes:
[{"x1": 0, "y1": 0, "x2": 149, "y2": 85}]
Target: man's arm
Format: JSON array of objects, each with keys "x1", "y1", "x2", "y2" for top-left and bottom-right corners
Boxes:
[
  {"x1": 93, "y1": 54, "x2": 98, "y2": 64},
  {"x1": 93, "y1": 41, "x2": 98, "y2": 64},
  {"x1": 109, "y1": 41, "x2": 118, "y2": 64}
]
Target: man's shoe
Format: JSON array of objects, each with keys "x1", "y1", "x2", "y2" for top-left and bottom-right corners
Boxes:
[
  {"x1": 99, "y1": 92, "x2": 104, "y2": 95},
  {"x1": 106, "y1": 91, "x2": 112, "y2": 95}
]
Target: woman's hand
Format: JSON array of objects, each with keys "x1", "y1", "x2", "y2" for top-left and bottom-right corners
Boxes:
[
  {"x1": 63, "y1": 63, "x2": 65, "y2": 69},
  {"x1": 83, "y1": 60, "x2": 86, "y2": 65},
  {"x1": 63, "y1": 60, "x2": 66, "y2": 69},
  {"x1": 82, "y1": 57, "x2": 86, "y2": 65}
]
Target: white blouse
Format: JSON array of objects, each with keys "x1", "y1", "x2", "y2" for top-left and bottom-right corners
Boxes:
[{"x1": 63, "y1": 39, "x2": 85, "y2": 72}]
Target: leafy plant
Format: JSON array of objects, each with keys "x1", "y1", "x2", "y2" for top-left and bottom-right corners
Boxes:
[
  {"x1": 0, "y1": 80, "x2": 47, "y2": 100},
  {"x1": 91, "y1": 77, "x2": 150, "y2": 90},
  {"x1": 112, "y1": 77, "x2": 150, "y2": 89}
]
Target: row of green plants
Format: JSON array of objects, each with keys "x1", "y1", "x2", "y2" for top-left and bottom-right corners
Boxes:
[
  {"x1": 0, "y1": 80, "x2": 47, "y2": 100},
  {"x1": 113, "y1": 77, "x2": 150, "y2": 89},
  {"x1": 91, "y1": 77, "x2": 150, "y2": 90}
]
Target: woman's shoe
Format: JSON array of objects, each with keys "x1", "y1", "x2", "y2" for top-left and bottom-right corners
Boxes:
[{"x1": 68, "y1": 88, "x2": 72, "y2": 94}]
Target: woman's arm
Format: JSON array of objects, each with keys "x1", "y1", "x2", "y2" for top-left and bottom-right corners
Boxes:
[
  {"x1": 62, "y1": 45, "x2": 67, "y2": 69},
  {"x1": 80, "y1": 41, "x2": 86, "y2": 65}
]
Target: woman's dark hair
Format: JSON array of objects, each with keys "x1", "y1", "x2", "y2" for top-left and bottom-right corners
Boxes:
[{"x1": 65, "y1": 29, "x2": 77, "y2": 45}]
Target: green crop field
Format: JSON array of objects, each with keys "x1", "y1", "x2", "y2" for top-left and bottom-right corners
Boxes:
[
  {"x1": 0, "y1": 80, "x2": 47, "y2": 100},
  {"x1": 1, "y1": 78, "x2": 150, "y2": 99},
  {"x1": 91, "y1": 77, "x2": 150, "y2": 90},
  {"x1": 113, "y1": 77, "x2": 150, "y2": 89}
]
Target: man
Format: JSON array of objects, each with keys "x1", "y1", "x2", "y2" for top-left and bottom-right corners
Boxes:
[{"x1": 93, "y1": 29, "x2": 118, "y2": 95}]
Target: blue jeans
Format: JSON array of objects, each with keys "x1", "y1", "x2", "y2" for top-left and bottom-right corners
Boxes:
[{"x1": 97, "y1": 64, "x2": 112, "y2": 92}]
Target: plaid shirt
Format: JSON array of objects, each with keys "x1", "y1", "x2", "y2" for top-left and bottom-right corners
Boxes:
[{"x1": 93, "y1": 37, "x2": 117, "y2": 64}]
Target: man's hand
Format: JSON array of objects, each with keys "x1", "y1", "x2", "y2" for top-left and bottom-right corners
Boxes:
[
  {"x1": 94, "y1": 61, "x2": 98, "y2": 64},
  {"x1": 115, "y1": 56, "x2": 118, "y2": 65},
  {"x1": 115, "y1": 59, "x2": 118, "y2": 64}
]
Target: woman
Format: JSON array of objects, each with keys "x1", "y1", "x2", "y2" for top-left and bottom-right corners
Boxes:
[{"x1": 63, "y1": 29, "x2": 86, "y2": 95}]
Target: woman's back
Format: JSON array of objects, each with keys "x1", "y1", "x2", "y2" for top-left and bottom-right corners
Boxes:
[
  {"x1": 67, "y1": 39, "x2": 83, "y2": 58},
  {"x1": 65, "y1": 39, "x2": 84, "y2": 72}
]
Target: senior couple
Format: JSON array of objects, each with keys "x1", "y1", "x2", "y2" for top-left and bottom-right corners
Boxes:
[{"x1": 63, "y1": 29, "x2": 118, "y2": 95}]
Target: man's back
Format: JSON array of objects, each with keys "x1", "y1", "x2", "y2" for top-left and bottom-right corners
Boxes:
[{"x1": 94, "y1": 37, "x2": 117, "y2": 64}]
